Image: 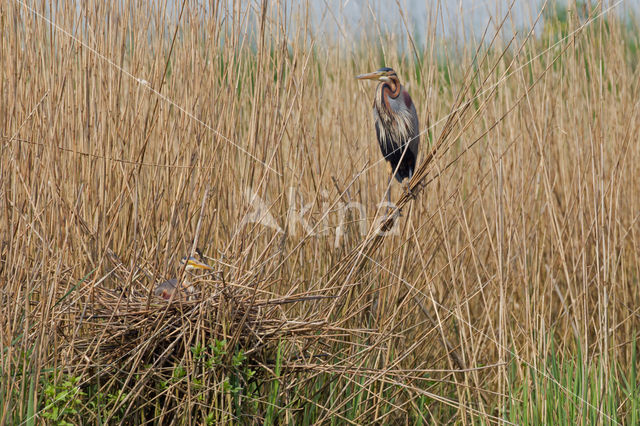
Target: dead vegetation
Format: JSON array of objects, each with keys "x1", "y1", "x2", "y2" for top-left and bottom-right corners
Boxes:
[{"x1": 2, "y1": 0, "x2": 640, "y2": 423}]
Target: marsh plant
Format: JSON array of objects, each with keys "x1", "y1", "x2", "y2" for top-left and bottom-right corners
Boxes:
[{"x1": 2, "y1": 0, "x2": 640, "y2": 423}]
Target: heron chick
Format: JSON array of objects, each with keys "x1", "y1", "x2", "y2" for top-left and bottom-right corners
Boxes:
[
  {"x1": 356, "y1": 67, "x2": 419, "y2": 202},
  {"x1": 154, "y1": 255, "x2": 213, "y2": 301}
]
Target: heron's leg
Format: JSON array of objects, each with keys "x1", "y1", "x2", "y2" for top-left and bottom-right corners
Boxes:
[
  {"x1": 403, "y1": 180, "x2": 416, "y2": 200},
  {"x1": 403, "y1": 170, "x2": 417, "y2": 200},
  {"x1": 383, "y1": 162, "x2": 393, "y2": 213},
  {"x1": 386, "y1": 175, "x2": 392, "y2": 213},
  {"x1": 387, "y1": 175, "x2": 391, "y2": 203}
]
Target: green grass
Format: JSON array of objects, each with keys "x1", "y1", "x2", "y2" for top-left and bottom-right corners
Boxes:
[
  {"x1": 4, "y1": 330, "x2": 638, "y2": 424},
  {"x1": 506, "y1": 335, "x2": 640, "y2": 425}
]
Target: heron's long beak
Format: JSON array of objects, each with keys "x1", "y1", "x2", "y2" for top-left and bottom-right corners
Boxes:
[
  {"x1": 188, "y1": 259, "x2": 213, "y2": 270},
  {"x1": 182, "y1": 257, "x2": 213, "y2": 270},
  {"x1": 355, "y1": 71, "x2": 383, "y2": 80}
]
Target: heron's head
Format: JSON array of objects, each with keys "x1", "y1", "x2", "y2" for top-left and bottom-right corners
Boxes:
[
  {"x1": 356, "y1": 67, "x2": 397, "y2": 82},
  {"x1": 179, "y1": 256, "x2": 213, "y2": 271}
]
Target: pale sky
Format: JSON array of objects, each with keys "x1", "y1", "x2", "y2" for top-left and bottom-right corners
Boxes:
[{"x1": 306, "y1": 0, "x2": 635, "y2": 46}]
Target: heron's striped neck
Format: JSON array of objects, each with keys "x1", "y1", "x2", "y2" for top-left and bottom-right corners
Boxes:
[{"x1": 375, "y1": 76, "x2": 402, "y2": 118}]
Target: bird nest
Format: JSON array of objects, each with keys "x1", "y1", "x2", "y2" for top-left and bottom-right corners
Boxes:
[{"x1": 52, "y1": 268, "x2": 337, "y2": 382}]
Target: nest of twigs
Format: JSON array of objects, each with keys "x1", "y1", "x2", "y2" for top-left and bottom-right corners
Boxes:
[{"x1": 53, "y1": 263, "x2": 338, "y2": 383}]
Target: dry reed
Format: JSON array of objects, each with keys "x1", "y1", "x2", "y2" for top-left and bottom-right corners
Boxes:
[{"x1": 1, "y1": 0, "x2": 640, "y2": 423}]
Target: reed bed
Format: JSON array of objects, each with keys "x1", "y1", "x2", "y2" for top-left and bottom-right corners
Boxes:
[{"x1": 2, "y1": 0, "x2": 640, "y2": 423}]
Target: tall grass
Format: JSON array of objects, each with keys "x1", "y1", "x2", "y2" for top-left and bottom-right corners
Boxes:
[{"x1": 1, "y1": 0, "x2": 639, "y2": 423}]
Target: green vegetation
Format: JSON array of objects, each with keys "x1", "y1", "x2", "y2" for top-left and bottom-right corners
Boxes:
[
  {"x1": 506, "y1": 336, "x2": 640, "y2": 425},
  {"x1": 41, "y1": 376, "x2": 86, "y2": 426}
]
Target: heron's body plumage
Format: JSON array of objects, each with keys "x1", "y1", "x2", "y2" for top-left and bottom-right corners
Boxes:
[
  {"x1": 356, "y1": 67, "x2": 420, "y2": 202},
  {"x1": 153, "y1": 254, "x2": 212, "y2": 301},
  {"x1": 368, "y1": 70, "x2": 419, "y2": 183}
]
